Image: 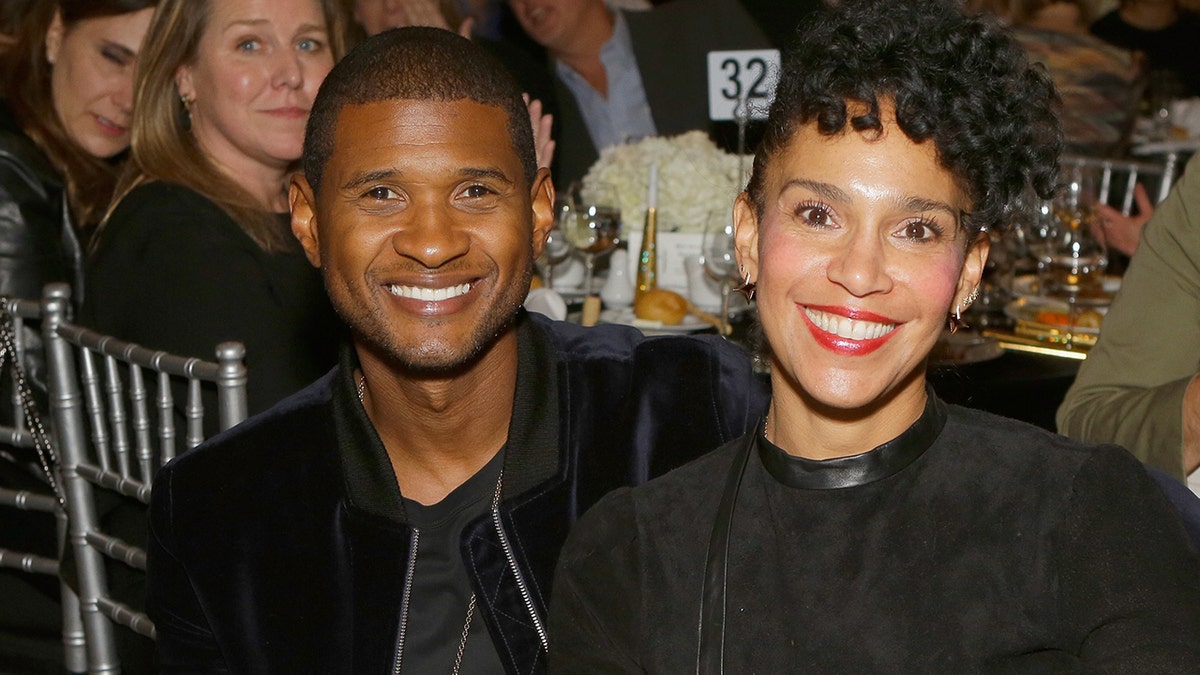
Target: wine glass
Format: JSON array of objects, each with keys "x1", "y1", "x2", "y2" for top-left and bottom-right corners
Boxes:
[
  {"x1": 537, "y1": 199, "x2": 573, "y2": 288},
  {"x1": 563, "y1": 184, "x2": 622, "y2": 295},
  {"x1": 703, "y1": 217, "x2": 741, "y2": 334},
  {"x1": 1040, "y1": 163, "x2": 1108, "y2": 342}
]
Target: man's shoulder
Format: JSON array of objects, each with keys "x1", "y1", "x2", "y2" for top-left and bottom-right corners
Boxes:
[{"x1": 158, "y1": 371, "x2": 339, "y2": 488}]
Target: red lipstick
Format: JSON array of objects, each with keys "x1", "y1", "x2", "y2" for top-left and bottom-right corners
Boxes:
[{"x1": 801, "y1": 305, "x2": 898, "y2": 356}]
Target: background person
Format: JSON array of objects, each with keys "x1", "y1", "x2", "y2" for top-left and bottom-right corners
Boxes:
[
  {"x1": 550, "y1": 1, "x2": 1200, "y2": 670},
  {"x1": 81, "y1": 0, "x2": 347, "y2": 419},
  {"x1": 0, "y1": 0, "x2": 155, "y2": 669},
  {"x1": 1058, "y1": 151, "x2": 1200, "y2": 483}
]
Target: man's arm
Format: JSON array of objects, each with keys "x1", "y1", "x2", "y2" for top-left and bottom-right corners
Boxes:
[{"x1": 1058, "y1": 153, "x2": 1200, "y2": 478}]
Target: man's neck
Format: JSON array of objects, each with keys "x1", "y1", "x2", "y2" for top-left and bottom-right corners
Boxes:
[
  {"x1": 356, "y1": 332, "x2": 519, "y2": 506},
  {"x1": 553, "y1": 6, "x2": 616, "y2": 96},
  {"x1": 1120, "y1": 2, "x2": 1180, "y2": 30}
]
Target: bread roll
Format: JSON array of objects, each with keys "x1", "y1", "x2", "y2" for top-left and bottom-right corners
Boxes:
[{"x1": 634, "y1": 288, "x2": 687, "y2": 325}]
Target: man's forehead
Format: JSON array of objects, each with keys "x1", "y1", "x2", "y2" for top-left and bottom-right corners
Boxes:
[{"x1": 326, "y1": 98, "x2": 518, "y2": 166}]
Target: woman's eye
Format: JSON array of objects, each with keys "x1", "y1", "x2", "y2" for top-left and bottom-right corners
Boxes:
[
  {"x1": 899, "y1": 220, "x2": 940, "y2": 241},
  {"x1": 797, "y1": 204, "x2": 834, "y2": 228},
  {"x1": 236, "y1": 39, "x2": 261, "y2": 52},
  {"x1": 297, "y1": 38, "x2": 324, "y2": 52},
  {"x1": 100, "y1": 46, "x2": 131, "y2": 67}
]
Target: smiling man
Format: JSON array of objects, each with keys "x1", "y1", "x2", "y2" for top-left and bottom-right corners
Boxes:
[{"x1": 145, "y1": 27, "x2": 765, "y2": 674}]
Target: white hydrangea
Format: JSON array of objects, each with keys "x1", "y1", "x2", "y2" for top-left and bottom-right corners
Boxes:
[{"x1": 579, "y1": 131, "x2": 749, "y2": 233}]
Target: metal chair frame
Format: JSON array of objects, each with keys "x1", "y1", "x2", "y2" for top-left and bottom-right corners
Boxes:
[
  {"x1": 0, "y1": 295, "x2": 86, "y2": 673},
  {"x1": 1060, "y1": 154, "x2": 1174, "y2": 213},
  {"x1": 43, "y1": 283, "x2": 247, "y2": 674}
]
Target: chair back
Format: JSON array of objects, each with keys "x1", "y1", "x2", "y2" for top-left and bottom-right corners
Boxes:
[
  {"x1": 43, "y1": 282, "x2": 247, "y2": 673},
  {"x1": 1060, "y1": 154, "x2": 1175, "y2": 212},
  {"x1": 0, "y1": 295, "x2": 86, "y2": 672}
]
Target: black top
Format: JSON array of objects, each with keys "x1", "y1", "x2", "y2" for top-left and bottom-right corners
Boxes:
[
  {"x1": 81, "y1": 181, "x2": 341, "y2": 420},
  {"x1": 402, "y1": 448, "x2": 507, "y2": 673},
  {"x1": 550, "y1": 399, "x2": 1200, "y2": 672},
  {"x1": 1091, "y1": 10, "x2": 1200, "y2": 96}
]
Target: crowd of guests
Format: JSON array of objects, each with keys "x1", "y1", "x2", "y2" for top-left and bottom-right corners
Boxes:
[{"x1": 0, "y1": 0, "x2": 1198, "y2": 671}]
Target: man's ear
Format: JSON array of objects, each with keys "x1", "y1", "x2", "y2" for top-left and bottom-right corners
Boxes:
[
  {"x1": 290, "y1": 174, "x2": 322, "y2": 268},
  {"x1": 733, "y1": 191, "x2": 760, "y2": 284},
  {"x1": 529, "y1": 167, "x2": 555, "y2": 260}
]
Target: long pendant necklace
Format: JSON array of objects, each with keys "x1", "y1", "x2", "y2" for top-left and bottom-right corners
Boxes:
[{"x1": 358, "y1": 373, "x2": 502, "y2": 674}]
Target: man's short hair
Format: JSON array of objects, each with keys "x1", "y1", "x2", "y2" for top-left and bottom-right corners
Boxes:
[{"x1": 303, "y1": 27, "x2": 537, "y2": 192}]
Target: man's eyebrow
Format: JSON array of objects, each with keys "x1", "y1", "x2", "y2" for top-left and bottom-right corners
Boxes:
[
  {"x1": 459, "y1": 166, "x2": 513, "y2": 184},
  {"x1": 780, "y1": 178, "x2": 852, "y2": 203},
  {"x1": 341, "y1": 169, "x2": 400, "y2": 192}
]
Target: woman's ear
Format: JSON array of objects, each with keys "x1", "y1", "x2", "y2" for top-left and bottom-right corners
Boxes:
[
  {"x1": 175, "y1": 64, "x2": 195, "y2": 103},
  {"x1": 953, "y1": 231, "x2": 991, "y2": 310},
  {"x1": 733, "y1": 191, "x2": 760, "y2": 284},
  {"x1": 45, "y1": 10, "x2": 65, "y2": 65}
]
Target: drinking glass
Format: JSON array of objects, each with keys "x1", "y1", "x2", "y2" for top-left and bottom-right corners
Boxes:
[
  {"x1": 1039, "y1": 163, "x2": 1108, "y2": 340},
  {"x1": 537, "y1": 199, "x2": 574, "y2": 288},
  {"x1": 703, "y1": 218, "x2": 742, "y2": 334},
  {"x1": 563, "y1": 184, "x2": 622, "y2": 295}
]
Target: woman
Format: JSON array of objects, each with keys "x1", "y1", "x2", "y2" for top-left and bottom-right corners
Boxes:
[
  {"x1": 0, "y1": 3, "x2": 154, "y2": 668},
  {"x1": 82, "y1": 0, "x2": 347, "y2": 417},
  {"x1": 0, "y1": 0, "x2": 155, "y2": 301},
  {"x1": 548, "y1": 1, "x2": 1200, "y2": 671}
]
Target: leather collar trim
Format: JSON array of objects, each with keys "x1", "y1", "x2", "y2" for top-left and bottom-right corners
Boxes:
[
  {"x1": 333, "y1": 311, "x2": 561, "y2": 522},
  {"x1": 757, "y1": 390, "x2": 947, "y2": 490}
]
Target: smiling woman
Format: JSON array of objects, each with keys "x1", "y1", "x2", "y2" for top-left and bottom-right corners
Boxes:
[
  {"x1": 548, "y1": 0, "x2": 1200, "y2": 671},
  {"x1": 81, "y1": 0, "x2": 350, "y2": 419}
]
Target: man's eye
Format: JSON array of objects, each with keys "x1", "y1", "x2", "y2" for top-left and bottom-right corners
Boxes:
[
  {"x1": 364, "y1": 186, "x2": 398, "y2": 200},
  {"x1": 463, "y1": 184, "x2": 496, "y2": 199}
]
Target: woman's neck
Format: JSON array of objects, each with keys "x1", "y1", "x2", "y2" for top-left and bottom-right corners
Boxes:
[
  {"x1": 195, "y1": 134, "x2": 291, "y2": 213},
  {"x1": 766, "y1": 372, "x2": 929, "y2": 461}
]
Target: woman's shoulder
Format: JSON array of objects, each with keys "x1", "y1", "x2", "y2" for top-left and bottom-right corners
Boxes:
[
  {"x1": 0, "y1": 102, "x2": 60, "y2": 191},
  {"x1": 99, "y1": 181, "x2": 246, "y2": 249}
]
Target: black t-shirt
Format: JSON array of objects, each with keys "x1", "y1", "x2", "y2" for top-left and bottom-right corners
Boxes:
[
  {"x1": 1091, "y1": 10, "x2": 1200, "y2": 96},
  {"x1": 400, "y1": 448, "x2": 506, "y2": 673}
]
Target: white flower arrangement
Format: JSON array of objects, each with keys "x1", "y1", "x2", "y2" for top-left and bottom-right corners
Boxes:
[{"x1": 579, "y1": 131, "x2": 749, "y2": 233}]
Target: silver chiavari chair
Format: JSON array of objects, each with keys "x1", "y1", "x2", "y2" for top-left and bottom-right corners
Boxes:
[
  {"x1": 0, "y1": 295, "x2": 86, "y2": 672},
  {"x1": 42, "y1": 282, "x2": 248, "y2": 674},
  {"x1": 1060, "y1": 154, "x2": 1175, "y2": 212}
]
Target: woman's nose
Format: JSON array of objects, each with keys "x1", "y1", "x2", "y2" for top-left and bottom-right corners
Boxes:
[{"x1": 826, "y1": 231, "x2": 893, "y2": 297}]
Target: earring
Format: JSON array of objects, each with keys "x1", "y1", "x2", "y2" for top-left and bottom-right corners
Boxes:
[
  {"x1": 180, "y1": 94, "x2": 193, "y2": 129},
  {"x1": 963, "y1": 286, "x2": 980, "y2": 308},
  {"x1": 735, "y1": 269, "x2": 756, "y2": 301}
]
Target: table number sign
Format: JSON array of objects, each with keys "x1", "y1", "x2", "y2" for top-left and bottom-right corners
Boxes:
[{"x1": 707, "y1": 49, "x2": 781, "y2": 122}]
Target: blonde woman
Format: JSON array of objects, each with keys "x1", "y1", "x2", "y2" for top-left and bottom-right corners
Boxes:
[{"x1": 82, "y1": 0, "x2": 348, "y2": 418}]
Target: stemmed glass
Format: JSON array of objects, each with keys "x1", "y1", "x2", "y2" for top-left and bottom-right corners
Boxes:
[
  {"x1": 703, "y1": 218, "x2": 742, "y2": 334},
  {"x1": 538, "y1": 200, "x2": 574, "y2": 288},
  {"x1": 562, "y1": 184, "x2": 622, "y2": 295},
  {"x1": 1040, "y1": 163, "x2": 1108, "y2": 342}
]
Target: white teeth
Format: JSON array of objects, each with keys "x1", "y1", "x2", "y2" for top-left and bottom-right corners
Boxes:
[
  {"x1": 805, "y1": 307, "x2": 895, "y2": 341},
  {"x1": 387, "y1": 282, "x2": 471, "y2": 302}
]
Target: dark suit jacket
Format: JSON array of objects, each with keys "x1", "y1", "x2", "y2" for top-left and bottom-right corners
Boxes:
[{"x1": 148, "y1": 312, "x2": 767, "y2": 674}]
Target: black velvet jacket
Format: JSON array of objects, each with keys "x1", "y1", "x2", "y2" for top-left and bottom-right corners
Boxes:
[{"x1": 147, "y1": 312, "x2": 767, "y2": 674}]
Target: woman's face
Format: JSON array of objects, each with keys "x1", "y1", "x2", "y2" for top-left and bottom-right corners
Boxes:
[
  {"x1": 45, "y1": 7, "x2": 156, "y2": 159},
  {"x1": 177, "y1": 0, "x2": 333, "y2": 176},
  {"x1": 735, "y1": 109, "x2": 987, "y2": 413}
]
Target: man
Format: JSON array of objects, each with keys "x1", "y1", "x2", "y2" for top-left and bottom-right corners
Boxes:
[
  {"x1": 146, "y1": 27, "x2": 765, "y2": 673},
  {"x1": 506, "y1": 0, "x2": 774, "y2": 187}
]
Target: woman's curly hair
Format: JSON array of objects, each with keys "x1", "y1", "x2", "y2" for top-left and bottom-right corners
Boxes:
[{"x1": 747, "y1": 0, "x2": 1063, "y2": 239}]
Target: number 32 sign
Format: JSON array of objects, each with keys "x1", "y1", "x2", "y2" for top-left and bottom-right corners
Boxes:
[{"x1": 707, "y1": 49, "x2": 781, "y2": 122}]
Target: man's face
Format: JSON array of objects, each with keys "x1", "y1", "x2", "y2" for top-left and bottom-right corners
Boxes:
[
  {"x1": 508, "y1": 0, "x2": 600, "y2": 54},
  {"x1": 291, "y1": 98, "x2": 554, "y2": 373}
]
